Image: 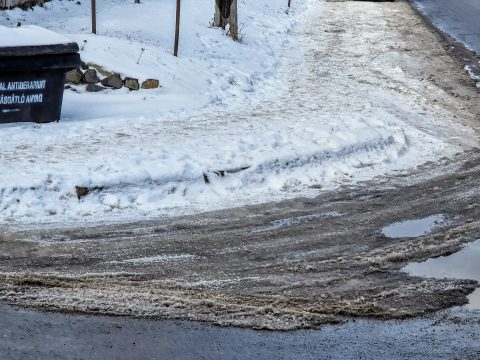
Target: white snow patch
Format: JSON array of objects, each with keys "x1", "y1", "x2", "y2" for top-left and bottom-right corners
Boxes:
[
  {"x1": 0, "y1": 25, "x2": 72, "y2": 47},
  {"x1": 102, "y1": 194, "x2": 120, "y2": 209},
  {"x1": 253, "y1": 212, "x2": 341, "y2": 233},
  {"x1": 382, "y1": 214, "x2": 450, "y2": 238},
  {"x1": 403, "y1": 239, "x2": 480, "y2": 310},
  {"x1": 112, "y1": 254, "x2": 201, "y2": 265}
]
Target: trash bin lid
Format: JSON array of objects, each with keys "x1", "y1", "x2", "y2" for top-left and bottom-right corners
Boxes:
[{"x1": 0, "y1": 25, "x2": 79, "y2": 57}]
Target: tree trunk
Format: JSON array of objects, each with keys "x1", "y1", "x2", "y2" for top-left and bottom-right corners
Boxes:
[{"x1": 214, "y1": 0, "x2": 238, "y2": 41}]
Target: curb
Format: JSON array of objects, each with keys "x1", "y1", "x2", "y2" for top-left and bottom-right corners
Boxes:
[{"x1": 407, "y1": 0, "x2": 480, "y2": 91}]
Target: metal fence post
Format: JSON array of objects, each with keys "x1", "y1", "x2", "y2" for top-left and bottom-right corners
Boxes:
[
  {"x1": 174, "y1": 0, "x2": 181, "y2": 56},
  {"x1": 91, "y1": 0, "x2": 96, "y2": 34}
]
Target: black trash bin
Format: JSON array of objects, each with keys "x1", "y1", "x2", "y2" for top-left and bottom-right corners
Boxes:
[{"x1": 0, "y1": 26, "x2": 80, "y2": 124}]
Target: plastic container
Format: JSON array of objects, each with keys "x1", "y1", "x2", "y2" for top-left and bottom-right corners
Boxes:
[{"x1": 0, "y1": 26, "x2": 80, "y2": 123}]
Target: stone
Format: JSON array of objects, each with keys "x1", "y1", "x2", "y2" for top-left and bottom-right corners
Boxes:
[
  {"x1": 86, "y1": 84, "x2": 106, "y2": 92},
  {"x1": 124, "y1": 77, "x2": 140, "y2": 91},
  {"x1": 81, "y1": 69, "x2": 100, "y2": 84},
  {"x1": 101, "y1": 73, "x2": 123, "y2": 89},
  {"x1": 65, "y1": 68, "x2": 83, "y2": 84},
  {"x1": 75, "y1": 185, "x2": 104, "y2": 199},
  {"x1": 75, "y1": 186, "x2": 89, "y2": 200},
  {"x1": 141, "y1": 79, "x2": 160, "y2": 89},
  {"x1": 0, "y1": 0, "x2": 40, "y2": 10},
  {"x1": 86, "y1": 62, "x2": 113, "y2": 77}
]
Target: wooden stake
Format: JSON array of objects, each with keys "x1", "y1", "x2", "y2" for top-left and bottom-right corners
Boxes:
[
  {"x1": 174, "y1": 0, "x2": 181, "y2": 56},
  {"x1": 288, "y1": 0, "x2": 291, "y2": 8},
  {"x1": 91, "y1": 0, "x2": 96, "y2": 34},
  {"x1": 230, "y1": 0, "x2": 238, "y2": 41}
]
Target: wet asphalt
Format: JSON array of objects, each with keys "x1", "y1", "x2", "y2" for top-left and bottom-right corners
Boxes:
[
  {"x1": 1, "y1": 302, "x2": 480, "y2": 360},
  {"x1": 412, "y1": 0, "x2": 480, "y2": 53}
]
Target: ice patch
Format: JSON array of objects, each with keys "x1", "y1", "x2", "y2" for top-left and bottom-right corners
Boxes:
[
  {"x1": 382, "y1": 214, "x2": 450, "y2": 238},
  {"x1": 403, "y1": 239, "x2": 480, "y2": 310},
  {"x1": 253, "y1": 212, "x2": 341, "y2": 233},
  {"x1": 112, "y1": 254, "x2": 201, "y2": 265},
  {"x1": 465, "y1": 65, "x2": 480, "y2": 89}
]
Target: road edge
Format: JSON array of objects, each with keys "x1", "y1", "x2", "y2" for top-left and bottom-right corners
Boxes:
[{"x1": 407, "y1": 0, "x2": 480, "y2": 91}]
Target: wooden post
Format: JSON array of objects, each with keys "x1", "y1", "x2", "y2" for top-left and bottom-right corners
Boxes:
[
  {"x1": 174, "y1": 0, "x2": 181, "y2": 56},
  {"x1": 288, "y1": 0, "x2": 291, "y2": 8},
  {"x1": 214, "y1": 0, "x2": 238, "y2": 41},
  {"x1": 229, "y1": 0, "x2": 238, "y2": 41},
  {"x1": 91, "y1": 0, "x2": 96, "y2": 34}
]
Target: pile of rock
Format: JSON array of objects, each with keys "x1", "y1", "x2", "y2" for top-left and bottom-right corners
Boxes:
[
  {"x1": 65, "y1": 62, "x2": 160, "y2": 92},
  {"x1": 0, "y1": 0, "x2": 46, "y2": 10}
]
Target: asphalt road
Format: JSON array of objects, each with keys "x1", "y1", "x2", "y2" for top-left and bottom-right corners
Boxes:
[
  {"x1": 1, "y1": 303, "x2": 480, "y2": 360},
  {"x1": 413, "y1": 0, "x2": 480, "y2": 54}
]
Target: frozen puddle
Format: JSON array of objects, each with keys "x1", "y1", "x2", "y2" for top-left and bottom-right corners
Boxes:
[
  {"x1": 404, "y1": 240, "x2": 480, "y2": 310},
  {"x1": 252, "y1": 212, "x2": 341, "y2": 233},
  {"x1": 382, "y1": 214, "x2": 450, "y2": 238}
]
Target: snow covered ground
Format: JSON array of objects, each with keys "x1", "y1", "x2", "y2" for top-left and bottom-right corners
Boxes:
[{"x1": 0, "y1": 0, "x2": 478, "y2": 227}]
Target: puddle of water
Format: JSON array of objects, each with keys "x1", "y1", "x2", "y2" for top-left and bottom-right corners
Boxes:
[
  {"x1": 404, "y1": 239, "x2": 480, "y2": 310},
  {"x1": 382, "y1": 214, "x2": 449, "y2": 238},
  {"x1": 252, "y1": 212, "x2": 340, "y2": 233}
]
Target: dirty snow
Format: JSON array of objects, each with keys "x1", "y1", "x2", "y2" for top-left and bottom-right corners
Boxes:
[
  {"x1": 0, "y1": 0, "x2": 478, "y2": 227},
  {"x1": 404, "y1": 240, "x2": 480, "y2": 310},
  {"x1": 465, "y1": 65, "x2": 480, "y2": 89}
]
